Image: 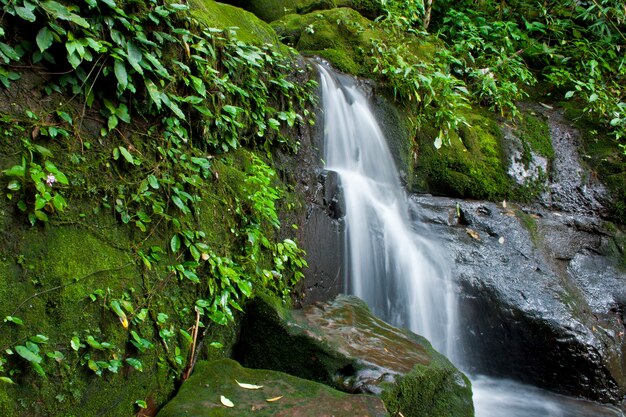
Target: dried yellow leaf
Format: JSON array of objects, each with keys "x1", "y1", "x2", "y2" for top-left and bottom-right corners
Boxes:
[
  {"x1": 220, "y1": 395, "x2": 234, "y2": 408},
  {"x1": 466, "y1": 228, "x2": 481, "y2": 241},
  {"x1": 235, "y1": 380, "x2": 263, "y2": 390},
  {"x1": 266, "y1": 396, "x2": 283, "y2": 402}
]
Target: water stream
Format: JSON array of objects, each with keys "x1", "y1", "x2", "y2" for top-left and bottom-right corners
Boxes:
[{"x1": 316, "y1": 62, "x2": 624, "y2": 417}]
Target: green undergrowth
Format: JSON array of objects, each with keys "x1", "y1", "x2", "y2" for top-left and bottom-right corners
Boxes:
[{"x1": 0, "y1": 0, "x2": 314, "y2": 414}]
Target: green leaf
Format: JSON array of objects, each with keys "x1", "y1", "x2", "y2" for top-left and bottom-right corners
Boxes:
[
  {"x1": 114, "y1": 60, "x2": 128, "y2": 91},
  {"x1": 145, "y1": 79, "x2": 161, "y2": 110},
  {"x1": 3, "y1": 315, "x2": 23, "y2": 325},
  {"x1": 0, "y1": 43, "x2": 22, "y2": 62},
  {"x1": 162, "y1": 93, "x2": 185, "y2": 119},
  {"x1": 118, "y1": 146, "x2": 134, "y2": 164},
  {"x1": 15, "y1": 4, "x2": 37, "y2": 22},
  {"x1": 52, "y1": 194, "x2": 67, "y2": 212},
  {"x1": 147, "y1": 175, "x2": 159, "y2": 189},
  {"x1": 4, "y1": 164, "x2": 26, "y2": 177},
  {"x1": 171, "y1": 195, "x2": 189, "y2": 214},
  {"x1": 40, "y1": 1, "x2": 71, "y2": 19},
  {"x1": 179, "y1": 329, "x2": 192, "y2": 344},
  {"x1": 125, "y1": 358, "x2": 143, "y2": 372},
  {"x1": 70, "y1": 336, "x2": 80, "y2": 351},
  {"x1": 126, "y1": 41, "x2": 143, "y2": 74},
  {"x1": 564, "y1": 91, "x2": 575, "y2": 99},
  {"x1": 36, "y1": 27, "x2": 54, "y2": 53},
  {"x1": 69, "y1": 13, "x2": 90, "y2": 28},
  {"x1": 15, "y1": 345, "x2": 42, "y2": 363},
  {"x1": 0, "y1": 377, "x2": 14, "y2": 384},
  {"x1": 170, "y1": 234, "x2": 181, "y2": 253},
  {"x1": 29, "y1": 334, "x2": 49, "y2": 344}
]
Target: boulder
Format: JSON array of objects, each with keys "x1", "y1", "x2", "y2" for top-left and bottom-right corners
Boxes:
[
  {"x1": 234, "y1": 294, "x2": 474, "y2": 417},
  {"x1": 155, "y1": 358, "x2": 386, "y2": 417},
  {"x1": 412, "y1": 195, "x2": 626, "y2": 405}
]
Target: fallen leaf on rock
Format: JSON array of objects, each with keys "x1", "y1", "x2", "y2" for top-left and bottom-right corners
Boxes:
[
  {"x1": 466, "y1": 228, "x2": 481, "y2": 241},
  {"x1": 266, "y1": 396, "x2": 283, "y2": 402},
  {"x1": 236, "y1": 380, "x2": 263, "y2": 390},
  {"x1": 220, "y1": 395, "x2": 234, "y2": 408}
]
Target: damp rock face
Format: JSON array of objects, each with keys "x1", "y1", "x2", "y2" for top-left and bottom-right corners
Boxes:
[
  {"x1": 155, "y1": 358, "x2": 387, "y2": 417},
  {"x1": 412, "y1": 195, "x2": 626, "y2": 405},
  {"x1": 234, "y1": 294, "x2": 474, "y2": 417}
]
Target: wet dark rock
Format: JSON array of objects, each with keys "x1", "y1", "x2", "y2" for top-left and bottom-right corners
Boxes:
[
  {"x1": 272, "y1": 70, "x2": 345, "y2": 306},
  {"x1": 412, "y1": 195, "x2": 626, "y2": 405},
  {"x1": 235, "y1": 294, "x2": 474, "y2": 417},
  {"x1": 503, "y1": 104, "x2": 610, "y2": 217},
  {"x1": 156, "y1": 359, "x2": 387, "y2": 417}
]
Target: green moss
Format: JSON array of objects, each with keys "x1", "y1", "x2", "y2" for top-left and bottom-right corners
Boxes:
[
  {"x1": 381, "y1": 359, "x2": 473, "y2": 417},
  {"x1": 515, "y1": 209, "x2": 539, "y2": 245},
  {"x1": 189, "y1": 0, "x2": 282, "y2": 46},
  {"x1": 516, "y1": 112, "x2": 553, "y2": 164},
  {"x1": 271, "y1": 8, "x2": 380, "y2": 76},
  {"x1": 157, "y1": 359, "x2": 387, "y2": 417},
  {"x1": 413, "y1": 107, "x2": 512, "y2": 200}
]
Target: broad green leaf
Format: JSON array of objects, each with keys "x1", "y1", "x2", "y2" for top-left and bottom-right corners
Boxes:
[
  {"x1": 114, "y1": 60, "x2": 128, "y2": 91},
  {"x1": 3, "y1": 315, "x2": 23, "y2": 325},
  {"x1": 144, "y1": 79, "x2": 161, "y2": 109},
  {"x1": 52, "y1": 193, "x2": 67, "y2": 212},
  {"x1": 162, "y1": 93, "x2": 185, "y2": 119},
  {"x1": 4, "y1": 164, "x2": 26, "y2": 177},
  {"x1": 171, "y1": 195, "x2": 188, "y2": 213},
  {"x1": 0, "y1": 377, "x2": 14, "y2": 384},
  {"x1": 0, "y1": 43, "x2": 22, "y2": 61},
  {"x1": 170, "y1": 234, "x2": 181, "y2": 253},
  {"x1": 69, "y1": 13, "x2": 90, "y2": 28},
  {"x1": 125, "y1": 357, "x2": 143, "y2": 371},
  {"x1": 564, "y1": 91, "x2": 575, "y2": 99},
  {"x1": 29, "y1": 334, "x2": 49, "y2": 344},
  {"x1": 15, "y1": 5, "x2": 36, "y2": 22},
  {"x1": 70, "y1": 336, "x2": 80, "y2": 351},
  {"x1": 36, "y1": 27, "x2": 54, "y2": 52},
  {"x1": 40, "y1": 1, "x2": 71, "y2": 19},
  {"x1": 126, "y1": 41, "x2": 143, "y2": 74},
  {"x1": 15, "y1": 345, "x2": 42, "y2": 363},
  {"x1": 118, "y1": 146, "x2": 134, "y2": 164},
  {"x1": 147, "y1": 174, "x2": 159, "y2": 189}
]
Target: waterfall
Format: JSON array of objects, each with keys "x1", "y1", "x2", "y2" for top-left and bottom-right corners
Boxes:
[
  {"x1": 318, "y1": 63, "x2": 457, "y2": 359},
  {"x1": 316, "y1": 62, "x2": 625, "y2": 417}
]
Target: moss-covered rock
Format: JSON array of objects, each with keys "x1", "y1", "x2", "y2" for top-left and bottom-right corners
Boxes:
[
  {"x1": 412, "y1": 108, "x2": 512, "y2": 201},
  {"x1": 235, "y1": 294, "x2": 474, "y2": 417},
  {"x1": 219, "y1": 0, "x2": 384, "y2": 24},
  {"x1": 156, "y1": 358, "x2": 387, "y2": 416},
  {"x1": 271, "y1": 8, "x2": 377, "y2": 75},
  {"x1": 189, "y1": 0, "x2": 282, "y2": 46}
]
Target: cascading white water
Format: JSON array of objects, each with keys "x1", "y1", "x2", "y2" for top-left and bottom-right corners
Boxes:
[
  {"x1": 317, "y1": 62, "x2": 625, "y2": 417},
  {"x1": 318, "y1": 63, "x2": 457, "y2": 359}
]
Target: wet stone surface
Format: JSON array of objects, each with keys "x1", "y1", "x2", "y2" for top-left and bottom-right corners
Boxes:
[
  {"x1": 235, "y1": 294, "x2": 474, "y2": 417},
  {"x1": 411, "y1": 195, "x2": 626, "y2": 405}
]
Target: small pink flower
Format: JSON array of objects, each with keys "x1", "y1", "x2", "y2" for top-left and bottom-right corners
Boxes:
[{"x1": 46, "y1": 173, "x2": 56, "y2": 186}]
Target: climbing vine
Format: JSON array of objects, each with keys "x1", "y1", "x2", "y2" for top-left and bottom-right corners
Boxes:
[{"x1": 0, "y1": 0, "x2": 313, "y2": 404}]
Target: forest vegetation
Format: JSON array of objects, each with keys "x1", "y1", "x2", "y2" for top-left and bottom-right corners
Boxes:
[{"x1": 0, "y1": 0, "x2": 624, "y2": 414}]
